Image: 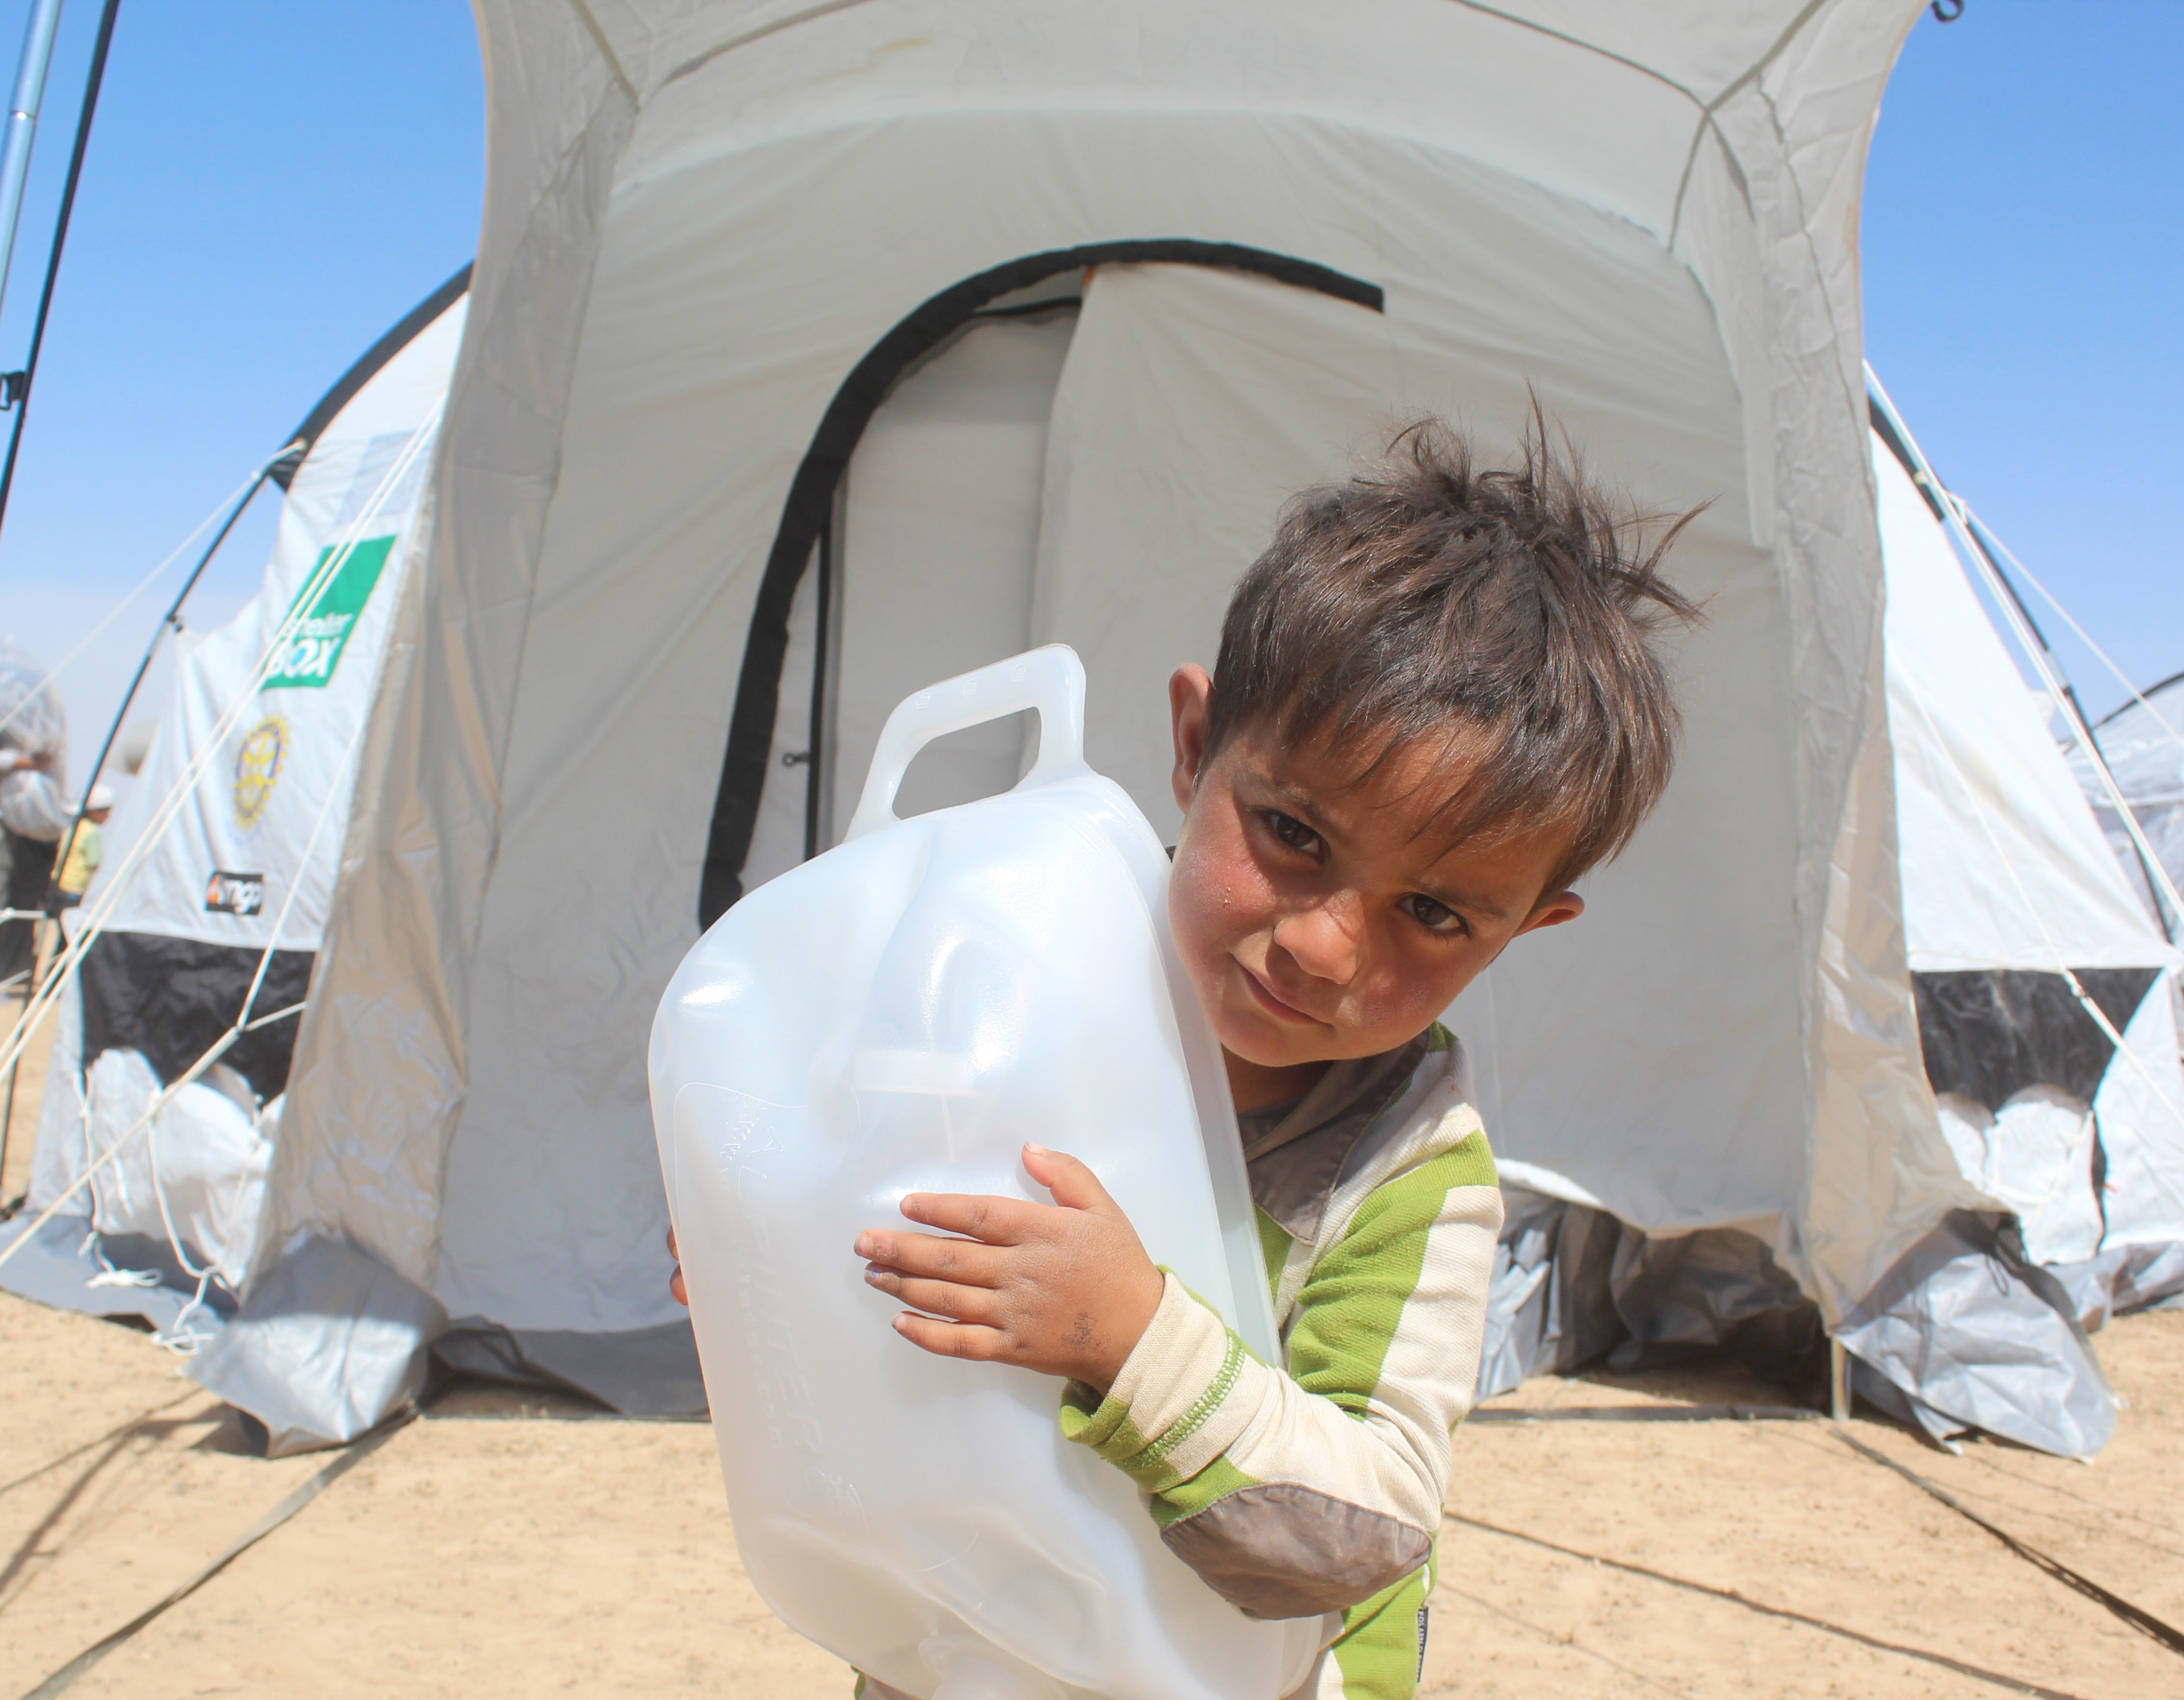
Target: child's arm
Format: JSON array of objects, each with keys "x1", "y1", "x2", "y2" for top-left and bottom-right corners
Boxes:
[
  {"x1": 858, "y1": 1133, "x2": 1500, "y2": 1620},
  {"x1": 1061, "y1": 1134, "x2": 1497, "y2": 1619}
]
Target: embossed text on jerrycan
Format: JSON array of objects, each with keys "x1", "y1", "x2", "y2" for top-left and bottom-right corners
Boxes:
[{"x1": 649, "y1": 646, "x2": 1323, "y2": 1699}]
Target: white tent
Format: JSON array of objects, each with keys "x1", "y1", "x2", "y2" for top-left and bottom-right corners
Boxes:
[
  {"x1": 3, "y1": 274, "x2": 467, "y2": 1350},
  {"x1": 1840, "y1": 413, "x2": 2183, "y2": 1447},
  {"x1": 2067, "y1": 674, "x2": 2184, "y2": 935},
  {"x1": 169, "y1": 0, "x2": 1972, "y2": 1450},
  {"x1": 1473, "y1": 402, "x2": 2184, "y2": 1454},
  {"x1": 29, "y1": 1, "x2": 2174, "y2": 1457}
]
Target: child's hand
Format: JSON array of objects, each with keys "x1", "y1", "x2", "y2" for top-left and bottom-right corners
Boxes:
[{"x1": 855, "y1": 1144, "x2": 1164, "y2": 1393}]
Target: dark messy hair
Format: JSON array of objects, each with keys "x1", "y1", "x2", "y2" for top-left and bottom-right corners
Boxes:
[{"x1": 1204, "y1": 414, "x2": 1705, "y2": 896}]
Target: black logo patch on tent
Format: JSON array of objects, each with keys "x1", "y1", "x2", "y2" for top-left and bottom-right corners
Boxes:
[
  {"x1": 1911, "y1": 968, "x2": 2162, "y2": 1112},
  {"x1": 204, "y1": 870, "x2": 266, "y2": 916}
]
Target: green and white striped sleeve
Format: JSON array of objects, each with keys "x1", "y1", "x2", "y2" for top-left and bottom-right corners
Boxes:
[{"x1": 1059, "y1": 1124, "x2": 1500, "y2": 1632}]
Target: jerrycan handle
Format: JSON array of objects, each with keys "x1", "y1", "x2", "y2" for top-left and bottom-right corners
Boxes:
[{"x1": 846, "y1": 645, "x2": 1095, "y2": 841}]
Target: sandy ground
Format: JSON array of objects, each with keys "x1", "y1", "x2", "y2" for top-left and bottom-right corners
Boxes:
[
  {"x1": 1, "y1": 1297, "x2": 2178, "y2": 1697},
  {"x1": 3, "y1": 962, "x2": 2182, "y2": 1698}
]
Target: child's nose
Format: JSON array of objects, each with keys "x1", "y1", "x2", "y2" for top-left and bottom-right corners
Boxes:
[{"x1": 1273, "y1": 897, "x2": 1362, "y2": 985}]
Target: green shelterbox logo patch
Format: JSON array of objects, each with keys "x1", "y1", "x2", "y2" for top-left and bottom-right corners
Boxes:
[{"x1": 263, "y1": 535, "x2": 395, "y2": 690}]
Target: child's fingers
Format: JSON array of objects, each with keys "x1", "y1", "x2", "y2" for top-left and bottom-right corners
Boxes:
[
  {"x1": 898, "y1": 1190, "x2": 1035, "y2": 1244},
  {"x1": 855, "y1": 1228, "x2": 1006, "y2": 1285},
  {"x1": 867, "y1": 1268, "x2": 1000, "y2": 1325},
  {"x1": 1020, "y1": 1144, "x2": 1116, "y2": 1214},
  {"x1": 890, "y1": 1311, "x2": 1013, "y2": 1361}
]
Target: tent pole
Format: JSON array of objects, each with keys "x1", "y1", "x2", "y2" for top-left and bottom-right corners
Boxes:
[
  {"x1": 0, "y1": 0, "x2": 65, "y2": 328},
  {"x1": 41, "y1": 463, "x2": 273, "y2": 913},
  {"x1": 802, "y1": 514, "x2": 833, "y2": 861},
  {"x1": 0, "y1": 0, "x2": 118, "y2": 563},
  {"x1": 1865, "y1": 365, "x2": 2183, "y2": 942},
  {"x1": 1827, "y1": 1339, "x2": 1850, "y2": 1422},
  {"x1": 1957, "y1": 507, "x2": 2177, "y2": 944}
]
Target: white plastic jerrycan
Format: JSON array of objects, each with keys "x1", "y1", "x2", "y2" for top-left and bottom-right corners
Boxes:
[{"x1": 650, "y1": 646, "x2": 1324, "y2": 1700}]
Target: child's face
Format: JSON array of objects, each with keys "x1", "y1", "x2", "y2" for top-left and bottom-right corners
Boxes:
[{"x1": 1166, "y1": 666, "x2": 1584, "y2": 1082}]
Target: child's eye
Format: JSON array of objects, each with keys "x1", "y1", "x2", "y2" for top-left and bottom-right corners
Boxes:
[
  {"x1": 1263, "y1": 811, "x2": 1325, "y2": 857},
  {"x1": 1403, "y1": 894, "x2": 1467, "y2": 935}
]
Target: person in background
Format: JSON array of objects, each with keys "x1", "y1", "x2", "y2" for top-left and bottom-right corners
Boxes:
[
  {"x1": 54, "y1": 782, "x2": 114, "y2": 909},
  {"x1": 0, "y1": 742, "x2": 68, "y2": 985}
]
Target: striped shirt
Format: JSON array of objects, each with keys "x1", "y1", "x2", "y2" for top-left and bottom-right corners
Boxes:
[{"x1": 1060, "y1": 1024, "x2": 1500, "y2": 1699}]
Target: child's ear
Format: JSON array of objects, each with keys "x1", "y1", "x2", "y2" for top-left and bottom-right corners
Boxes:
[
  {"x1": 1169, "y1": 664, "x2": 1214, "y2": 814},
  {"x1": 1513, "y1": 890, "x2": 1585, "y2": 936}
]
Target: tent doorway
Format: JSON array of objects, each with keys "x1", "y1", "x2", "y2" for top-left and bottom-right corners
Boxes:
[
  {"x1": 743, "y1": 292, "x2": 1081, "y2": 892},
  {"x1": 699, "y1": 245, "x2": 1387, "y2": 923}
]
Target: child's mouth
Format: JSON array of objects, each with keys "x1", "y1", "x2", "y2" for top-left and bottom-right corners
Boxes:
[{"x1": 1238, "y1": 961, "x2": 1320, "y2": 1026}]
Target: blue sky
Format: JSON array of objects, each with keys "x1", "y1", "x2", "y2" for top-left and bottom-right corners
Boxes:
[
  {"x1": 0, "y1": 0, "x2": 483, "y2": 784},
  {"x1": 1864, "y1": 0, "x2": 2183, "y2": 721},
  {"x1": 0, "y1": 0, "x2": 2176, "y2": 782}
]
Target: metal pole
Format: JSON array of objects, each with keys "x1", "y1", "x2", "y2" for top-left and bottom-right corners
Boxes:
[
  {"x1": 1866, "y1": 364, "x2": 2184, "y2": 941},
  {"x1": 0, "y1": 0, "x2": 64, "y2": 329},
  {"x1": 0, "y1": 0, "x2": 117, "y2": 557}
]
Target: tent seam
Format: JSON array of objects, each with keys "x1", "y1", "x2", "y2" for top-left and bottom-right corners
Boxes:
[
  {"x1": 1667, "y1": 0, "x2": 1831, "y2": 244},
  {"x1": 563, "y1": 0, "x2": 638, "y2": 108},
  {"x1": 657, "y1": 0, "x2": 883, "y2": 95}
]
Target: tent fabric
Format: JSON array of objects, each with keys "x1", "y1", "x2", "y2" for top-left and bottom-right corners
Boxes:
[
  {"x1": 1876, "y1": 439, "x2": 2169, "y2": 975},
  {"x1": 9, "y1": 286, "x2": 466, "y2": 1324},
  {"x1": 2067, "y1": 673, "x2": 2184, "y2": 930},
  {"x1": 16, "y1": 0, "x2": 2160, "y2": 1458},
  {"x1": 1874, "y1": 428, "x2": 2184, "y2": 1273},
  {"x1": 1837, "y1": 425, "x2": 2184, "y2": 1445},
  {"x1": 35, "y1": 0, "x2": 2173, "y2": 1457},
  {"x1": 273, "y1": 4, "x2": 1942, "y2": 1382}
]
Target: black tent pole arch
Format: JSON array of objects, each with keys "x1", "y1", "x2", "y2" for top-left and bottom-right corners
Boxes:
[
  {"x1": 1871, "y1": 397, "x2": 2175, "y2": 946},
  {"x1": 2, "y1": 260, "x2": 472, "y2": 1193},
  {"x1": 697, "y1": 239, "x2": 1385, "y2": 926},
  {"x1": 37, "y1": 261, "x2": 475, "y2": 919}
]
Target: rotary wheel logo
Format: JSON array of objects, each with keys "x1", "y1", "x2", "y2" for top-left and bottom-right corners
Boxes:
[{"x1": 232, "y1": 714, "x2": 290, "y2": 830}]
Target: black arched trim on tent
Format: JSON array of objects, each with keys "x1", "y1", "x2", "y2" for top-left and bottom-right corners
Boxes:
[
  {"x1": 48, "y1": 261, "x2": 479, "y2": 1112},
  {"x1": 698, "y1": 240, "x2": 1386, "y2": 925},
  {"x1": 1868, "y1": 398, "x2": 2063, "y2": 664},
  {"x1": 270, "y1": 262, "x2": 473, "y2": 490},
  {"x1": 55, "y1": 259, "x2": 479, "y2": 892},
  {"x1": 2094, "y1": 668, "x2": 2184, "y2": 731},
  {"x1": 1868, "y1": 397, "x2": 1947, "y2": 527},
  {"x1": 1875, "y1": 392, "x2": 2177, "y2": 942}
]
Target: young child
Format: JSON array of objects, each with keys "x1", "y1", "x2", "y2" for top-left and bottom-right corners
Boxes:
[
  {"x1": 674, "y1": 418, "x2": 1697, "y2": 1700},
  {"x1": 54, "y1": 782, "x2": 113, "y2": 907}
]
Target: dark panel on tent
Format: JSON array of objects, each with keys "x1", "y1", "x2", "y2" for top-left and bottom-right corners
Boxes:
[
  {"x1": 78, "y1": 930, "x2": 315, "y2": 1103},
  {"x1": 699, "y1": 240, "x2": 1387, "y2": 926},
  {"x1": 1910, "y1": 966, "x2": 2160, "y2": 1113},
  {"x1": 269, "y1": 262, "x2": 473, "y2": 490}
]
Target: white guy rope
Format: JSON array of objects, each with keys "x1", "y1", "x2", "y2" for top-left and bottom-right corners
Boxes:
[
  {"x1": 118, "y1": 683, "x2": 378, "y2": 1334},
  {"x1": 1957, "y1": 504, "x2": 2184, "y2": 753},
  {"x1": 0, "y1": 999, "x2": 304, "y2": 1277},
  {"x1": 0, "y1": 408, "x2": 436, "y2": 1289},
  {"x1": 1866, "y1": 366, "x2": 2184, "y2": 939},
  {"x1": 1894, "y1": 666, "x2": 2184, "y2": 1186},
  {"x1": 0, "y1": 457, "x2": 274, "y2": 743},
  {"x1": 0, "y1": 404, "x2": 442, "y2": 1088}
]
